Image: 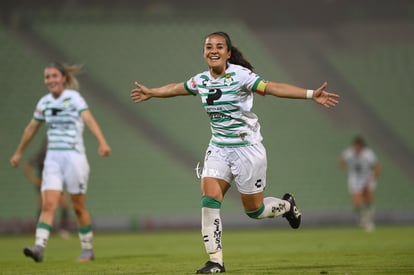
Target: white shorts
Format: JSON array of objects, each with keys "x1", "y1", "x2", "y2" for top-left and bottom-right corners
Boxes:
[
  {"x1": 348, "y1": 176, "x2": 377, "y2": 194},
  {"x1": 201, "y1": 143, "x2": 267, "y2": 194},
  {"x1": 41, "y1": 150, "x2": 90, "y2": 194}
]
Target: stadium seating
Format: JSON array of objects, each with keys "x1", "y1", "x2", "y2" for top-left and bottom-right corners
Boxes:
[{"x1": 1, "y1": 16, "x2": 413, "y2": 230}]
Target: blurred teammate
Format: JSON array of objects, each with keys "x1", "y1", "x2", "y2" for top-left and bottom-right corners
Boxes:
[
  {"x1": 10, "y1": 62, "x2": 111, "y2": 263},
  {"x1": 339, "y1": 136, "x2": 381, "y2": 232},
  {"x1": 130, "y1": 31, "x2": 339, "y2": 273},
  {"x1": 24, "y1": 138, "x2": 71, "y2": 239}
]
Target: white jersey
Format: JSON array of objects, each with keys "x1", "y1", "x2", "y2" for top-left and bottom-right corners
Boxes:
[
  {"x1": 341, "y1": 147, "x2": 378, "y2": 190},
  {"x1": 33, "y1": 89, "x2": 88, "y2": 153},
  {"x1": 184, "y1": 63, "x2": 267, "y2": 147}
]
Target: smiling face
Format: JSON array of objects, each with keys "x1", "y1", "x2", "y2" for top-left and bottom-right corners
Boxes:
[
  {"x1": 203, "y1": 34, "x2": 231, "y2": 78},
  {"x1": 44, "y1": 67, "x2": 66, "y2": 98}
]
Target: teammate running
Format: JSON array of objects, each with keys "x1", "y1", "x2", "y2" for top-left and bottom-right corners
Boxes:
[
  {"x1": 339, "y1": 136, "x2": 381, "y2": 232},
  {"x1": 130, "y1": 31, "x2": 339, "y2": 273},
  {"x1": 10, "y1": 62, "x2": 111, "y2": 262}
]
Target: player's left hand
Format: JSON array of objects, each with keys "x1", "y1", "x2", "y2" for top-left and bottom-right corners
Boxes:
[{"x1": 312, "y1": 82, "x2": 340, "y2": 108}]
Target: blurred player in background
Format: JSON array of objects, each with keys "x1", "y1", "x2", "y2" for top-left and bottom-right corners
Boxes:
[
  {"x1": 131, "y1": 31, "x2": 339, "y2": 273},
  {"x1": 24, "y1": 137, "x2": 71, "y2": 239},
  {"x1": 10, "y1": 62, "x2": 111, "y2": 263},
  {"x1": 339, "y1": 136, "x2": 381, "y2": 232}
]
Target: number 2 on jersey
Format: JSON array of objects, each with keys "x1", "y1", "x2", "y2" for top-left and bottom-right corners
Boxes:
[{"x1": 206, "y1": 88, "x2": 222, "y2": 105}]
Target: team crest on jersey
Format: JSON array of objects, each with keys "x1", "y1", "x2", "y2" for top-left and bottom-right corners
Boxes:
[
  {"x1": 63, "y1": 97, "x2": 71, "y2": 108},
  {"x1": 224, "y1": 73, "x2": 233, "y2": 86}
]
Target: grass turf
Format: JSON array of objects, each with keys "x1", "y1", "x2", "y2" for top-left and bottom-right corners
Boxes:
[{"x1": 0, "y1": 226, "x2": 413, "y2": 274}]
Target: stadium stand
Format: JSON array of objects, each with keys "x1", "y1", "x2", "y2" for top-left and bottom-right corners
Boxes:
[{"x1": 1, "y1": 3, "x2": 413, "y2": 231}]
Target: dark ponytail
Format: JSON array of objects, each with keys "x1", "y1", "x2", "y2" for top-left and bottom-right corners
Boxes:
[
  {"x1": 206, "y1": 31, "x2": 254, "y2": 71},
  {"x1": 229, "y1": 46, "x2": 254, "y2": 71}
]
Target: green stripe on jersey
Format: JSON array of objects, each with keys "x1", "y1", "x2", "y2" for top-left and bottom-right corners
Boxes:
[
  {"x1": 211, "y1": 116, "x2": 232, "y2": 123},
  {"x1": 200, "y1": 89, "x2": 238, "y2": 96},
  {"x1": 49, "y1": 132, "x2": 76, "y2": 138},
  {"x1": 212, "y1": 123, "x2": 246, "y2": 130},
  {"x1": 48, "y1": 148, "x2": 76, "y2": 151},
  {"x1": 78, "y1": 108, "x2": 89, "y2": 114},
  {"x1": 202, "y1": 100, "x2": 238, "y2": 107},
  {"x1": 212, "y1": 132, "x2": 241, "y2": 138},
  {"x1": 211, "y1": 140, "x2": 249, "y2": 147},
  {"x1": 198, "y1": 82, "x2": 240, "y2": 90}
]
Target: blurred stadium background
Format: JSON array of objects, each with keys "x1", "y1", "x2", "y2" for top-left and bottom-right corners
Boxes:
[{"x1": 1, "y1": 0, "x2": 413, "y2": 233}]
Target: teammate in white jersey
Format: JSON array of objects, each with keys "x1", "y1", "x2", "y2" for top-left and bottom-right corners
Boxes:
[
  {"x1": 10, "y1": 62, "x2": 111, "y2": 262},
  {"x1": 130, "y1": 31, "x2": 339, "y2": 273},
  {"x1": 339, "y1": 136, "x2": 381, "y2": 231}
]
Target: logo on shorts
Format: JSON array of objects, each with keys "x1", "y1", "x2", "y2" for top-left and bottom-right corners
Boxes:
[
  {"x1": 205, "y1": 150, "x2": 212, "y2": 161},
  {"x1": 79, "y1": 183, "x2": 85, "y2": 192}
]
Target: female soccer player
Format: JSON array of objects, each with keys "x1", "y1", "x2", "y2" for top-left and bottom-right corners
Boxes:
[
  {"x1": 130, "y1": 31, "x2": 339, "y2": 273},
  {"x1": 339, "y1": 136, "x2": 381, "y2": 232},
  {"x1": 10, "y1": 62, "x2": 111, "y2": 262}
]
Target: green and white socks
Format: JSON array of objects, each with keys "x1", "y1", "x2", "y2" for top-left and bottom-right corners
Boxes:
[
  {"x1": 34, "y1": 222, "x2": 52, "y2": 248},
  {"x1": 78, "y1": 225, "x2": 94, "y2": 250},
  {"x1": 201, "y1": 196, "x2": 223, "y2": 266},
  {"x1": 33, "y1": 222, "x2": 93, "y2": 250},
  {"x1": 245, "y1": 197, "x2": 290, "y2": 219}
]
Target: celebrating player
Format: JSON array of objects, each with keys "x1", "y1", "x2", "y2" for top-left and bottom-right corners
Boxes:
[
  {"x1": 130, "y1": 31, "x2": 339, "y2": 273},
  {"x1": 10, "y1": 62, "x2": 111, "y2": 262}
]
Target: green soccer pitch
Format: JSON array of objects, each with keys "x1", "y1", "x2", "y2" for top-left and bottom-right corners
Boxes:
[{"x1": 1, "y1": 226, "x2": 413, "y2": 274}]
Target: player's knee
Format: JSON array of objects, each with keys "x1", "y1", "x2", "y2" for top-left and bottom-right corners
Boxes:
[{"x1": 245, "y1": 204, "x2": 265, "y2": 219}]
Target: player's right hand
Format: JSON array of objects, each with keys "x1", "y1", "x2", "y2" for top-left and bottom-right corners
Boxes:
[
  {"x1": 10, "y1": 153, "x2": 21, "y2": 167},
  {"x1": 130, "y1": 82, "x2": 151, "y2": 103}
]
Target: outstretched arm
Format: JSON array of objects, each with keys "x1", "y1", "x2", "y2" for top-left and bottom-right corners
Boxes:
[
  {"x1": 265, "y1": 81, "x2": 339, "y2": 108},
  {"x1": 130, "y1": 82, "x2": 189, "y2": 103}
]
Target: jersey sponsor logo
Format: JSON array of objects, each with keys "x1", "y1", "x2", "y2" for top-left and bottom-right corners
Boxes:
[
  {"x1": 51, "y1": 108, "x2": 63, "y2": 116},
  {"x1": 209, "y1": 112, "x2": 229, "y2": 120},
  {"x1": 206, "y1": 106, "x2": 224, "y2": 112}
]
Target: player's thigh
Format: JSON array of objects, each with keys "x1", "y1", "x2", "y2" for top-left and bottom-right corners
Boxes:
[
  {"x1": 202, "y1": 145, "x2": 233, "y2": 183},
  {"x1": 233, "y1": 143, "x2": 267, "y2": 194},
  {"x1": 42, "y1": 152, "x2": 64, "y2": 191},
  {"x1": 64, "y1": 152, "x2": 90, "y2": 194}
]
